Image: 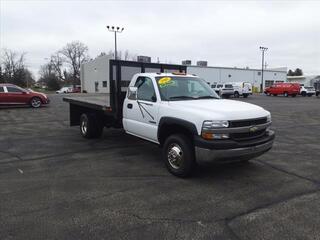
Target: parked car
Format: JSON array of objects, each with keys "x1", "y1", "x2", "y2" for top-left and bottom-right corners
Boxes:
[
  {"x1": 264, "y1": 83, "x2": 300, "y2": 97},
  {"x1": 300, "y1": 85, "x2": 316, "y2": 97},
  {"x1": 64, "y1": 72, "x2": 275, "y2": 177},
  {"x1": 0, "y1": 84, "x2": 50, "y2": 108},
  {"x1": 72, "y1": 85, "x2": 81, "y2": 93},
  {"x1": 229, "y1": 82, "x2": 252, "y2": 98},
  {"x1": 211, "y1": 83, "x2": 234, "y2": 98},
  {"x1": 56, "y1": 87, "x2": 73, "y2": 94},
  {"x1": 314, "y1": 81, "x2": 320, "y2": 97}
]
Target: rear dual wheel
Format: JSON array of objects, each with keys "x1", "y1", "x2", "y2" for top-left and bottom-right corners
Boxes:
[{"x1": 80, "y1": 113, "x2": 103, "y2": 138}]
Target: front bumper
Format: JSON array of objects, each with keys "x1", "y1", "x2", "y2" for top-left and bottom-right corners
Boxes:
[{"x1": 194, "y1": 130, "x2": 275, "y2": 164}]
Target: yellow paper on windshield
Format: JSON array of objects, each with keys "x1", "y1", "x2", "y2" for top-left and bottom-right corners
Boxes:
[{"x1": 158, "y1": 77, "x2": 173, "y2": 88}]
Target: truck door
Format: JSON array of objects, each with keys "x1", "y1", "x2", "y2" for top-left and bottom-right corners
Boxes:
[{"x1": 124, "y1": 76, "x2": 159, "y2": 142}]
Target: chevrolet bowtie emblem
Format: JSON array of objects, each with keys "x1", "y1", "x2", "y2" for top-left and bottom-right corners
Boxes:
[{"x1": 249, "y1": 126, "x2": 258, "y2": 132}]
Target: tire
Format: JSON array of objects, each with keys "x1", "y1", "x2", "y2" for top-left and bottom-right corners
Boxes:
[
  {"x1": 243, "y1": 94, "x2": 248, "y2": 98},
  {"x1": 163, "y1": 134, "x2": 196, "y2": 178},
  {"x1": 30, "y1": 97, "x2": 42, "y2": 108},
  {"x1": 284, "y1": 92, "x2": 288, "y2": 97},
  {"x1": 234, "y1": 92, "x2": 240, "y2": 98},
  {"x1": 80, "y1": 113, "x2": 103, "y2": 139},
  {"x1": 301, "y1": 92, "x2": 306, "y2": 97}
]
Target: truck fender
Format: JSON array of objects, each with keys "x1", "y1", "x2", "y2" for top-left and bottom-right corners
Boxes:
[{"x1": 157, "y1": 117, "x2": 198, "y2": 145}]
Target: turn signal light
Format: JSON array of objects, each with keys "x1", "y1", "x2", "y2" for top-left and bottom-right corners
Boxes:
[{"x1": 201, "y1": 132, "x2": 229, "y2": 140}]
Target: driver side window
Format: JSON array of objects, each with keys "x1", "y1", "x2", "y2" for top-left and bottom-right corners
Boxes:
[
  {"x1": 134, "y1": 77, "x2": 156, "y2": 102},
  {"x1": 7, "y1": 86, "x2": 22, "y2": 93}
]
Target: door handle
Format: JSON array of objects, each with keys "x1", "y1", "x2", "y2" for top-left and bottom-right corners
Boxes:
[{"x1": 127, "y1": 103, "x2": 133, "y2": 109}]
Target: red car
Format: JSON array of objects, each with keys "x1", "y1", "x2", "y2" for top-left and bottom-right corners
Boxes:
[
  {"x1": 72, "y1": 85, "x2": 81, "y2": 93},
  {"x1": 264, "y1": 83, "x2": 300, "y2": 97},
  {"x1": 0, "y1": 84, "x2": 50, "y2": 108}
]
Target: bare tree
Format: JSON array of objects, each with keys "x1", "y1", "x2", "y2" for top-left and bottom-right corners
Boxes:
[
  {"x1": 0, "y1": 49, "x2": 32, "y2": 86},
  {"x1": 59, "y1": 41, "x2": 89, "y2": 85},
  {"x1": 105, "y1": 49, "x2": 137, "y2": 61},
  {"x1": 50, "y1": 52, "x2": 66, "y2": 81},
  {"x1": 124, "y1": 50, "x2": 129, "y2": 60}
]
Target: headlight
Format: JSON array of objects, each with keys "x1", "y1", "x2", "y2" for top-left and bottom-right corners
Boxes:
[
  {"x1": 266, "y1": 114, "x2": 271, "y2": 123},
  {"x1": 201, "y1": 120, "x2": 229, "y2": 140},
  {"x1": 202, "y1": 120, "x2": 229, "y2": 129}
]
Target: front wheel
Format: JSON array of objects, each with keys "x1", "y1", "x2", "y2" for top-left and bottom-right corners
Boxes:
[
  {"x1": 234, "y1": 92, "x2": 240, "y2": 98},
  {"x1": 30, "y1": 97, "x2": 42, "y2": 108},
  {"x1": 163, "y1": 134, "x2": 196, "y2": 178},
  {"x1": 243, "y1": 94, "x2": 249, "y2": 98},
  {"x1": 80, "y1": 113, "x2": 103, "y2": 138}
]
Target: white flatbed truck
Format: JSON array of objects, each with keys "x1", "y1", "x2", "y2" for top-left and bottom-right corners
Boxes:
[{"x1": 64, "y1": 72, "x2": 275, "y2": 177}]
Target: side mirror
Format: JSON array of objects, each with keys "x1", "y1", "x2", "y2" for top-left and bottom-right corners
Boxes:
[{"x1": 128, "y1": 86, "x2": 138, "y2": 100}]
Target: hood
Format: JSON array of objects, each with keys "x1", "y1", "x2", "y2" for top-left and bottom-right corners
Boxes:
[
  {"x1": 168, "y1": 99, "x2": 269, "y2": 121},
  {"x1": 31, "y1": 91, "x2": 48, "y2": 99}
]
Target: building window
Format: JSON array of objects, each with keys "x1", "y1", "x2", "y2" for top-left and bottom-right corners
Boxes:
[
  {"x1": 95, "y1": 81, "x2": 99, "y2": 92},
  {"x1": 228, "y1": 74, "x2": 232, "y2": 78},
  {"x1": 103, "y1": 81, "x2": 107, "y2": 87},
  {"x1": 258, "y1": 72, "x2": 261, "y2": 76}
]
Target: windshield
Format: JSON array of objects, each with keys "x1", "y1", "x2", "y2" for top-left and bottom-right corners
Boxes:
[
  {"x1": 156, "y1": 76, "x2": 219, "y2": 101},
  {"x1": 224, "y1": 84, "x2": 233, "y2": 88}
]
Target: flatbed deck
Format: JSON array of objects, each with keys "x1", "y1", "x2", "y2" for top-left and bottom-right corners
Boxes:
[{"x1": 63, "y1": 93, "x2": 111, "y2": 111}]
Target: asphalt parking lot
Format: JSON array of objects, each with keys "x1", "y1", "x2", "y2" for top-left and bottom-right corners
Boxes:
[{"x1": 0, "y1": 94, "x2": 319, "y2": 240}]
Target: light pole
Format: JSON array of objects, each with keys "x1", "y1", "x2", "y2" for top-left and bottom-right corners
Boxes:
[
  {"x1": 107, "y1": 25, "x2": 124, "y2": 60},
  {"x1": 259, "y1": 46, "x2": 268, "y2": 93}
]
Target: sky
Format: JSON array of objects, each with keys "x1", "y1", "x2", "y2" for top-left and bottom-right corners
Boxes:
[{"x1": 1, "y1": 0, "x2": 320, "y2": 79}]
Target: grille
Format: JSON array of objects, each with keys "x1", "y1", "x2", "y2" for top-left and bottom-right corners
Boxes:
[
  {"x1": 231, "y1": 129, "x2": 266, "y2": 141},
  {"x1": 229, "y1": 117, "x2": 267, "y2": 128}
]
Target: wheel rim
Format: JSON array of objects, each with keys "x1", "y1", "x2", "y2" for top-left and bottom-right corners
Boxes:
[
  {"x1": 31, "y1": 98, "x2": 41, "y2": 107},
  {"x1": 167, "y1": 143, "x2": 183, "y2": 169},
  {"x1": 81, "y1": 118, "x2": 88, "y2": 135}
]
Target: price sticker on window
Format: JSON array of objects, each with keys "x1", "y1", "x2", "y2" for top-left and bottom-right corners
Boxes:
[{"x1": 158, "y1": 77, "x2": 174, "y2": 88}]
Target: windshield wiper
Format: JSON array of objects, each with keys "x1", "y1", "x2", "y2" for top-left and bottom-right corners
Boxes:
[
  {"x1": 196, "y1": 95, "x2": 219, "y2": 99},
  {"x1": 169, "y1": 96, "x2": 196, "y2": 100}
]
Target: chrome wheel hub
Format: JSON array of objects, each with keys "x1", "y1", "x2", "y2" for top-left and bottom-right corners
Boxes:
[
  {"x1": 81, "y1": 119, "x2": 88, "y2": 134},
  {"x1": 168, "y1": 144, "x2": 183, "y2": 169}
]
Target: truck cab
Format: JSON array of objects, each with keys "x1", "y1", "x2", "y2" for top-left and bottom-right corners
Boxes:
[
  {"x1": 64, "y1": 72, "x2": 275, "y2": 177},
  {"x1": 122, "y1": 73, "x2": 274, "y2": 176}
]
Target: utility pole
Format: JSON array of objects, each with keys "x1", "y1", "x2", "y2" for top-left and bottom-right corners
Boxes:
[
  {"x1": 259, "y1": 46, "x2": 268, "y2": 93},
  {"x1": 106, "y1": 26, "x2": 124, "y2": 60}
]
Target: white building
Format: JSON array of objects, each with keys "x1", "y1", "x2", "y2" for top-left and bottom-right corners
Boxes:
[
  {"x1": 187, "y1": 65, "x2": 287, "y2": 92},
  {"x1": 287, "y1": 75, "x2": 320, "y2": 86}
]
